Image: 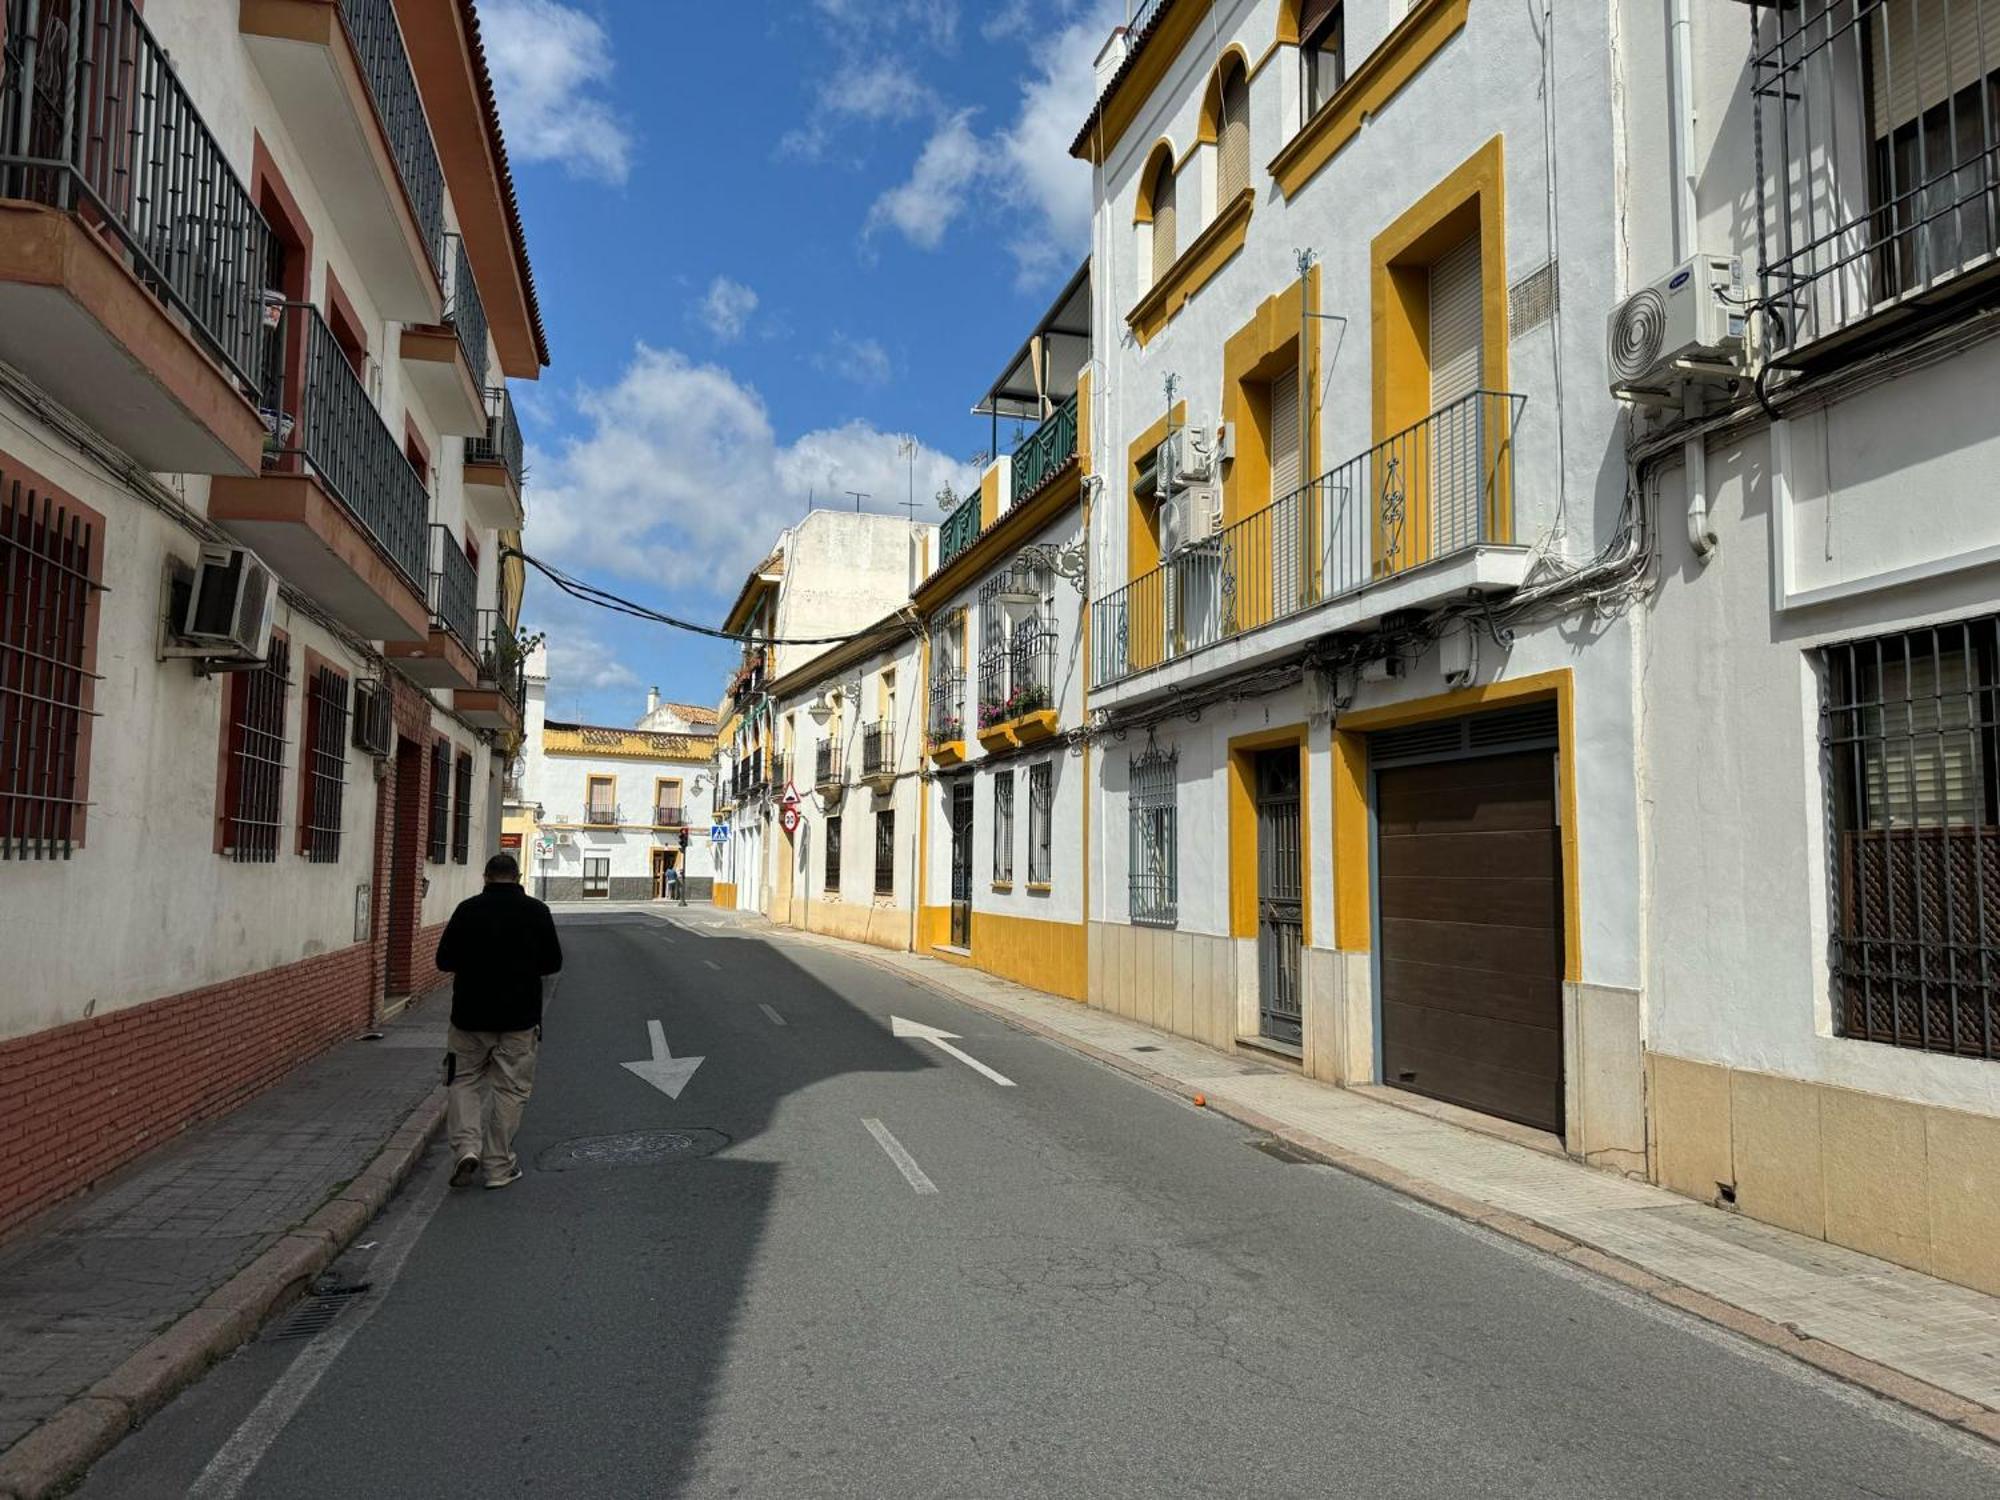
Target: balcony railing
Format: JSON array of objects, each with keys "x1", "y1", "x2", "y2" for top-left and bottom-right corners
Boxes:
[
  {"x1": 1751, "y1": 1, "x2": 2000, "y2": 361},
  {"x1": 0, "y1": 0, "x2": 273, "y2": 392},
  {"x1": 474, "y1": 608, "x2": 526, "y2": 712},
  {"x1": 654, "y1": 804, "x2": 685, "y2": 828},
  {"x1": 1093, "y1": 391, "x2": 1526, "y2": 688},
  {"x1": 584, "y1": 803, "x2": 620, "y2": 827},
  {"x1": 927, "y1": 673, "x2": 966, "y2": 748},
  {"x1": 263, "y1": 301, "x2": 429, "y2": 589},
  {"x1": 1010, "y1": 392, "x2": 1079, "y2": 507},
  {"x1": 337, "y1": 0, "x2": 444, "y2": 262},
  {"x1": 979, "y1": 620, "x2": 1057, "y2": 731},
  {"x1": 771, "y1": 750, "x2": 792, "y2": 792},
  {"x1": 442, "y1": 232, "x2": 490, "y2": 391},
  {"x1": 815, "y1": 740, "x2": 843, "y2": 786},
  {"x1": 468, "y1": 386, "x2": 524, "y2": 485},
  {"x1": 939, "y1": 490, "x2": 983, "y2": 569},
  {"x1": 427, "y1": 524, "x2": 476, "y2": 650},
  {"x1": 862, "y1": 720, "x2": 890, "y2": 779}
]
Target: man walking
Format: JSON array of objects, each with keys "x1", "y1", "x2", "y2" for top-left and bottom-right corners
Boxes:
[{"x1": 436, "y1": 852, "x2": 563, "y2": 1190}]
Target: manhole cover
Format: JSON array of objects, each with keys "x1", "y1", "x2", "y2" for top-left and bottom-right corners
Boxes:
[{"x1": 537, "y1": 1129, "x2": 730, "y2": 1172}]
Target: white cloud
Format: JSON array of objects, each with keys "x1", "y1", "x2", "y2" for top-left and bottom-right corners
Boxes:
[
  {"x1": 542, "y1": 626, "x2": 640, "y2": 696},
  {"x1": 522, "y1": 346, "x2": 976, "y2": 593},
  {"x1": 864, "y1": 109, "x2": 983, "y2": 251},
  {"x1": 694, "y1": 276, "x2": 759, "y2": 342},
  {"x1": 818, "y1": 333, "x2": 893, "y2": 386},
  {"x1": 479, "y1": 0, "x2": 634, "y2": 185}
]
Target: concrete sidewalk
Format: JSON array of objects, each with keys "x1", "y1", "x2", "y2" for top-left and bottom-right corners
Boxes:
[
  {"x1": 0, "y1": 992, "x2": 449, "y2": 1497},
  {"x1": 700, "y1": 909, "x2": 2000, "y2": 1446}
]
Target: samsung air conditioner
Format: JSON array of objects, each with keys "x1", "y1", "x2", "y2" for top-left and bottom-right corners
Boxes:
[{"x1": 1606, "y1": 254, "x2": 1746, "y2": 398}]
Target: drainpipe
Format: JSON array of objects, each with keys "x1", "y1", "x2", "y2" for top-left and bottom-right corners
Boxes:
[{"x1": 1669, "y1": 0, "x2": 1716, "y2": 561}]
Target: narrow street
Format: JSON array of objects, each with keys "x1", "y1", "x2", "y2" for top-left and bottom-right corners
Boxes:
[{"x1": 76, "y1": 909, "x2": 2000, "y2": 1500}]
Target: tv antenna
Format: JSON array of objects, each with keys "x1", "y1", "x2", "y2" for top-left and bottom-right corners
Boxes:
[{"x1": 844, "y1": 489, "x2": 870, "y2": 512}]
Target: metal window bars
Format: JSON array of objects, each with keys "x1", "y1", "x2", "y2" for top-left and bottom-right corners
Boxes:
[
  {"x1": 0, "y1": 0, "x2": 276, "y2": 395},
  {"x1": 426, "y1": 524, "x2": 476, "y2": 652},
  {"x1": 336, "y1": 0, "x2": 444, "y2": 265},
  {"x1": 427, "y1": 737, "x2": 449, "y2": 863},
  {"x1": 825, "y1": 813, "x2": 843, "y2": 890},
  {"x1": 262, "y1": 301, "x2": 430, "y2": 592},
  {"x1": 468, "y1": 386, "x2": 525, "y2": 487},
  {"x1": 815, "y1": 738, "x2": 843, "y2": 787},
  {"x1": 928, "y1": 670, "x2": 966, "y2": 748},
  {"x1": 874, "y1": 808, "x2": 896, "y2": 895},
  {"x1": 771, "y1": 749, "x2": 791, "y2": 793},
  {"x1": 861, "y1": 720, "x2": 890, "y2": 779},
  {"x1": 1027, "y1": 762, "x2": 1053, "y2": 885},
  {"x1": 1093, "y1": 390, "x2": 1525, "y2": 688},
  {"x1": 1129, "y1": 742, "x2": 1178, "y2": 926},
  {"x1": 225, "y1": 636, "x2": 290, "y2": 863},
  {"x1": 302, "y1": 663, "x2": 349, "y2": 864},
  {"x1": 474, "y1": 609, "x2": 526, "y2": 713},
  {"x1": 1820, "y1": 613, "x2": 1999, "y2": 1061},
  {"x1": 450, "y1": 751, "x2": 471, "y2": 864},
  {"x1": 441, "y1": 231, "x2": 490, "y2": 391},
  {"x1": 1749, "y1": 0, "x2": 2000, "y2": 361},
  {"x1": 653, "y1": 801, "x2": 684, "y2": 827},
  {"x1": 993, "y1": 769, "x2": 1015, "y2": 883}
]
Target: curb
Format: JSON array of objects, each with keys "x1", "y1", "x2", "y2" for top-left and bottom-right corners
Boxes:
[
  {"x1": 0, "y1": 1087, "x2": 447, "y2": 1500},
  {"x1": 764, "y1": 920, "x2": 2000, "y2": 1452}
]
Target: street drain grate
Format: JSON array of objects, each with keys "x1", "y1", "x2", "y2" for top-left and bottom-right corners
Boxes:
[
  {"x1": 1248, "y1": 1136, "x2": 1320, "y2": 1165},
  {"x1": 537, "y1": 1128, "x2": 730, "y2": 1172},
  {"x1": 266, "y1": 1283, "x2": 368, "y2": 1341}
]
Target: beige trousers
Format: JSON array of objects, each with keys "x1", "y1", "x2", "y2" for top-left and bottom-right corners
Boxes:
[{"x1": 447, "y1": 1025, "x2": 540, "y2": 1183}]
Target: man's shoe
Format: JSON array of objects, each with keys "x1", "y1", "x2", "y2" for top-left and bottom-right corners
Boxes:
[
  {"x1": 484, "y1": 1166, "x2": 524, "y2": 1190},
  {"x1": 450, "y1": 1154, "x2": 480, "y2": 1188}
]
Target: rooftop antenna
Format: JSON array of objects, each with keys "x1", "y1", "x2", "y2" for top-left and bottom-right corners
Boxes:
[
  {"x1": 844, "y1": 489, "x2": 870, "y2": 513},
  {"x1": 897, "y1": 437, "x2": 918, "y2": 521}
]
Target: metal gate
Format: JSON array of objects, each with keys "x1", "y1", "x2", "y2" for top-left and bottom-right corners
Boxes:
[
  {"x1": 1255, "y1": 749, "x2": 1303, "y2": 1043},
  {"x1": 949, "y1": 780, "x2": 974, "y2": 948}
]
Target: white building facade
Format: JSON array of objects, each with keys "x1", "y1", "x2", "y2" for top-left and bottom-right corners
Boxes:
[{"x1": 0, "y1": 0, "x2": 544, "y2": 1235}]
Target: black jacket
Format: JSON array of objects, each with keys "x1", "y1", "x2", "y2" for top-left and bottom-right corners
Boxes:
[{"x1": 434, "y1": 883, "x2": 563, "y2": 1032}]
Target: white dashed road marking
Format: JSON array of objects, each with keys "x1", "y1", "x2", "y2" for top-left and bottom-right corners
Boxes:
[
  {"x1": 703, "y1": 959, "x2": 721, "y2": 972},
  {"x1": 863, "y1": 1119, "x2": 937, "y2": 1194},
  {"x1": 759, "y1": 1004, "x2": 787, "y2": 1026}
]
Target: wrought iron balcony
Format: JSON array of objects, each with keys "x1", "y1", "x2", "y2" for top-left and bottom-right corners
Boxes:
[
  {"x1": 468, "y1": 387, "x2": 525, "y2": 486},
  {"x1": 927, "y1": 673, "x2": 966, "y2": 749},
  {"x1": 979, "y1": 621, "x2": 1057, "y2": 732},
  {"x1": 426, "y1": 525, "x2": 477, "y2": 651},
  {"x1": 861, "y1": 721, "x2": 891, "y2": 780},
  {"x1": 653, "y1": 804, "x2": 685, "y2": 828},
  {"x1": 475, "y1": 609, "x2": 525, "y2": 704},
  {"x1": 938, "y1": 490, "x2": 984, "y2": 569},
  {"x1": 338, "y1": 0, "x2": 444, "y2": 260},
  {"x1": 0, "y1": 0, "x2": 273, "y2": 401},
  {"x1": 1010, "y1": 393, "x2": 1079, "y2": 508},
  {"x1": 1093, "y1": 390, "x2": 1527, "y2": 688},
  {"x1": 261, "y1": 300, "x2": 429, "y2": 590},
  {"x1": 815, "y1": 740, "x2": 843, "y2": 787},
  {"x1": 584, "y1": 803, "x2": 620, "y2": 827},
  {"x1": 442, "y1": 232, "x2": 490, "y2": 392},
  {"x1": 770, "y1": 750, "x2": 792, "y2": 792}
]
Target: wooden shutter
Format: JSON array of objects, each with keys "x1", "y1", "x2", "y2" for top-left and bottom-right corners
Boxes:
[
  {"x1": 1151, "y1": 161, "x2": 1177, "y2": 284},
  {"x1": 1869, "y1": 0, "x2": 1999, "y2": 136},
  {"x1": 1218, "y1": 68, "x2": 1249, "y2": 206},
  {"x1": 1429, "y1": 234, "x2": 1484, "y2": 412},
  {"x1": 1269, "y1": 369, "x2": 1302, "y2": 501}
]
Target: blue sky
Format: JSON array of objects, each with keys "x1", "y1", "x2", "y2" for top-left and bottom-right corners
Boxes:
[{"x1": 480, "y1": 0, "x2": 1118, "y2": 724}]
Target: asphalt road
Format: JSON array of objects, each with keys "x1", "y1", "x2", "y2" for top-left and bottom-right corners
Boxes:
[{"x1": 80, "y1": 908, "x2": 2000, "y2": 1498}]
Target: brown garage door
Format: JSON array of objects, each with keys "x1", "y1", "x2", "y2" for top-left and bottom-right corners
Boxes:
[{"x1": 1377, "y1": 748, "x2": 1564, "y2": 1133}]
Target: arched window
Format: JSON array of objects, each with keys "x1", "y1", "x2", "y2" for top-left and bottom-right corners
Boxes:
[
  {"x1": 1217, "y1": 61, "x2": 1250, "y2": 205},
  {"x1": 1150, "y1": 154, "x2": 1177, "y2": 284},
  {"x1": 1300, "y1": 0, "x2": 1346, "y2": 120}
]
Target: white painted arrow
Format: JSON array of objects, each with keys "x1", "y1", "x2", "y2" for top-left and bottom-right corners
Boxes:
[
  {"x1": 890, "y1": 1016, "x2": 1015, "y2": 1087},
  {"x1": 621, "y1": 1019, "x2": 704, "y2": 1100}
]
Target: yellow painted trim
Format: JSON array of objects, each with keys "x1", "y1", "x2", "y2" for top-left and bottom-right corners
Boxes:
[
  {"x1": 1226, "y1": 724, "x2": 1311, "y2": 944},
  {"x1": 1275, "y1": 0, "x2": 1302, "y2": 46},
  {"x1": 1076, "y1": 366, "x2": 1093, "y2": 474},
  {"x1": 1245, "y1": 36, "x2": 1283, "y2": 81},
  {"x1": 912, "y1": 464, "x2": 1082, "y2": 611},
  {"x1": 1127, "y1": 188, "x2": 1253, "y2": 347},
  {"x1": 1026, "y1": 881, "x2": 1053, "y2": 894},
  {"x1": 585, "y1": 772, "x2": 615, "y2": 818},
  {"x1": 712, "y1": 881, "x2": 737, "y2": 910},
  {"x1": 1370, "y1": 134, "x2": 1510, "y2": 556},
  {"x1": 1268, "y1": 0, "x2": 1471, "y2": 199},
  {"x1": 979, "y1": 462, "x2": 1002, "y2": 531},
  {"x1": 1196, "y1": 45, "x2": 1254, "y2": 143},
  {"x1": 1331, "y1": 669, "x2": 1580, "y2": 982},
  {"x1": 1075, "y1": 0, "x2": 1214, "y2": 166},
  {"x1": 1126, "y1": 400, "x2": 1187, "y2": 588},
  {"x1": 1132, "y1": 139, "x2": 1178, "y2": 224},
  {"x1": 918, "y1": 907, "x2": 1087, "y2": 1001},
  {"x1": 1220, "y1": 262, "x2": 1323, "y2": 531},
  {"x1": 992, "y1": 882, "x2": 1014, "y2": 893}
]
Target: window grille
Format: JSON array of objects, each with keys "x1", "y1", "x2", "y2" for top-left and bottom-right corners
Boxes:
[
  {"x1": 1821, "y1": 614, "x2": 1999, "y2": 1060},
  {"x1": 301, "y1": 663, "x2": 349, "y2": 863},
  {"x1": 0, "y1": 470, "x2": 102, "y2": 860},
  {"x1": 1130, "y1": 744, "x2": 1179, "y2": 926},
  {"x1": 875, "y1": 809, "x2": 896, "y2": 895},
  {"x1": 825, "y1": 813, "x2": 843, "y2": 891},
  {"x1": 427, "y1": 737, "x2": 450, "y2": 864},
  {"x1": 451, "y1": 752, "x2": 472, "y2": 864},
  {"x1": 223, "y1": 636, "x2": 290, "y2": 862},
  {"x1": 994, "y1": 770, "x2": 1015, "y2": 883},
  {"x1": 1028, "y1": 762, "x2": 1053, "y2": 885}
]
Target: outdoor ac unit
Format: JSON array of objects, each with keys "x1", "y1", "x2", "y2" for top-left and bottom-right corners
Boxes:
[
  {"x1": 554, "y1": 831, "x2": 573, "y2": 847},
  {"x1": 159, "y1": 545, "x2": 277, "y2": 665},
  {"x1": 352, "y1": 680, "x2": 392, "y2": 757},
  {"x1": 1607, "y1": 254, "x2": 1746, "y2": 396},
  {"x1": 1158, "y1": 484, "x2": 1220, "y2": 556},
  {"x1": 1173, "y1": 426, "x2": 1217, "y2": 485}
]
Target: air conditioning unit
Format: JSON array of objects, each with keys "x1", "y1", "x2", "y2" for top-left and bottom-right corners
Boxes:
[
  {"x1": 554, "y1": 831, "x2": 573, "y2": 848},
  {"x1": 158, "y1": 545, "x2": 277, "y2": 666},
  {"x1": 352, "y1": 679, "x2": 392, "y2": 757},
  {"x1": 1607, "y1": 254, "x2": 1746, "y2": 397},
  {"x1": 1157, "y1": 484, "x2": 1220, "y2": 556},
  {"x1": 1173, "y1": 426, "x2": 1217, "y2": 485}
]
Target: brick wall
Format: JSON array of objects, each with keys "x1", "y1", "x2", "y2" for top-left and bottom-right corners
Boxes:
[{"x1": 0, "y1": 943, "x2": 374, "y2": 1240}]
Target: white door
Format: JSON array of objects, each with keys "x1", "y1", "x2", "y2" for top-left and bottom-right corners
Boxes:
[{"x1": 1428, "y1": 234, "x2": 1483, "y2": 554}]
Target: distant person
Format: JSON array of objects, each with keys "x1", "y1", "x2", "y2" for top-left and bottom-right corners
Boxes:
[
  {"x1": 672, "y1": 863, "x2": 688, "y2": 906},
  {"x1": 436, "y1": 852, "x2": 563, "y2": 1190}
]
